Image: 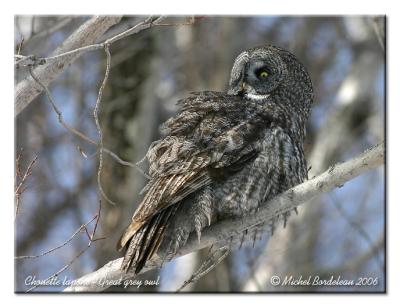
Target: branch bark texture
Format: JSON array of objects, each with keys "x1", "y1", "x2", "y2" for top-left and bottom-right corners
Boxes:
[
  {"x1": 63, "y1": 142, "x2": 384, "y2": 292},
  {"x1": 15, "y1": 16, "x2": 122, "y2": 116}
]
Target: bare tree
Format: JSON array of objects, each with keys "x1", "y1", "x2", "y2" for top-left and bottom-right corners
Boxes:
[{"x1": 14, "y1": 15, "x2": 385, "y2": 293}]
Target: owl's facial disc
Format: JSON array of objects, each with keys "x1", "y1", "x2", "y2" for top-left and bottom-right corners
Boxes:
[
  {"x1": 245, "y1": 91, "x2": 271, "y2": 101},
  {"x1": 228, "y1": 48, "x2": 286, "y2": 99},
  {"x1": 239, "y1": 81, "x2": 270, "y2": 101},
  {"x1": 243, "y1": 59, "x2": 281, "y2": 97}
]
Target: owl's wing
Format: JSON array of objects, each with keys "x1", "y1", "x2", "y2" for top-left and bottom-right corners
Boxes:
[
  {"x1": 117, "y1": 92, "x2": 271, "y2": 251},
  {"x1": 117, "y1": 140, "x2": 213, "y2": 251}
]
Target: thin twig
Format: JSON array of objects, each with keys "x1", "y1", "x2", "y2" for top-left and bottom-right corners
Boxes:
[
  {"x1": 13, "y1": 16, "x2": 198, "y2": 69},
  {"x1": 102, "y1": 148, "x2": 150, "y2": 179},
  {"x1": 371, "y1": 16, "x2": 385, "y2": 52},
  {"x1": 63, "y1": 143, "x2": 384, "y2": 292},
  {"x1": 155, "y1": 16, "x2": 197, "y2": 27},
  {"x1": 14, "y1": 152, "x2": 38, "y2": 220},
  {"x1": 25, "y1": 201, "x2": 104, "y2": 292},
  {"x1": 93, "y1": 45, "x2": 115, "y2": 206},
  {"x1": 329, "y1": 193, "x2": 384, "y2": 272},
  {"x1": 29, "y1": 67, "x2": 94, "y2": 143},
  {"x1": 15, "y1": 16, "x2": 123, "y2": 115},
  {"x1": 176, "y1": 246, "x2": 230, "y2": 292},
  {"x1": 15, "y1": 215, "x2": 98, "y2": 260},
  {"x1": 15, "y1": 15, "x2": 197, "y2": 116},
  {"x1": 27, "y1": 66, "x2": 148, "y2": 178},
  {"x1": 15, "y1": 16, "x2": 166, "y2": 68},
  {"x1": 104, "y1": 16, "x2": 164, "y2": 45},
  {"x1": 309, "y1": 234, "x2": 384, "y2": 278}
]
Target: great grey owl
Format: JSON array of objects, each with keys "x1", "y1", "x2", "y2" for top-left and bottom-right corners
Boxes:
[{"x1": 116, "y1": 45, "x2": 313, "y2": 274}]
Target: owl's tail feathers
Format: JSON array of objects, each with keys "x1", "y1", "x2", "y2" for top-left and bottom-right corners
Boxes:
[
  {"x1": 117, "y1": 206, "x2": 178, "y2": 274},
  {"x1": 116, "y1": 222, "x2": 141, "y2": 252}
]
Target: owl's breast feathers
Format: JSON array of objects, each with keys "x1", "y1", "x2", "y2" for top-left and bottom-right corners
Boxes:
[{"x1": 117, "y1": 91, "x2": 295, "y2": 272}]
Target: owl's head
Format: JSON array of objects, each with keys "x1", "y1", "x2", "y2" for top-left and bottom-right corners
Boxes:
[{"x1": 227, "y1": 45, "x2": 313, "y2": 117}]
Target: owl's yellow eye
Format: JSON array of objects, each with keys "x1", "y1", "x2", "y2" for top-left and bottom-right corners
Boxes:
[{"x1": 257, "y1": 70, "x2": 269, "y2": 79}]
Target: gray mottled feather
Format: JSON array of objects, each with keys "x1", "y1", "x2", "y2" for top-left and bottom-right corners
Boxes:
[{"x1": 118, "y1": 45, "x2": 313, "y2": 274}]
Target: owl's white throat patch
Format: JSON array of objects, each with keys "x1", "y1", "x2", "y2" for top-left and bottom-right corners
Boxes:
[{"x1": 245, "y1": 93, "x2": 270, "y2": 101}]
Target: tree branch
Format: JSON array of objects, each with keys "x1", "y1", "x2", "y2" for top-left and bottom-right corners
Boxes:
[
  {"x1": 14, "y1": 16, "x2": 177, "y2": 117},
  {"x1": 63, "y1": 142, "x2": 384, "y2": 292},
  {"x1": 15, "y1": 16, "x2": 122, "y2": 116}
]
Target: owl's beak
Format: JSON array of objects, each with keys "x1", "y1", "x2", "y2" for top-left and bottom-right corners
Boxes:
[
  {"x1": 228, "y1": 81, "x2": 249, "y2": 96},
  {"x1": 237, "y1": 82, "x2": 248, "y2": 95}
]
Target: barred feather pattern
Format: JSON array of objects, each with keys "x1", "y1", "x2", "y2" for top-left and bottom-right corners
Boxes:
[{"x1": 117, "y1": 45, "x2": 313, "y2": 274}]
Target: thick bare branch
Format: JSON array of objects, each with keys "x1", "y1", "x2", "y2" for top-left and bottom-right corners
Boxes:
[
  {"x1": 15, "y1": 16, "x2": 122, "y2": 116},
  {"x1": 14, "y1": 16, "x2": 178, "y2": 117},
  {"x1": 63, "y1": 142, "x2": 384, "y2": 292}
]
